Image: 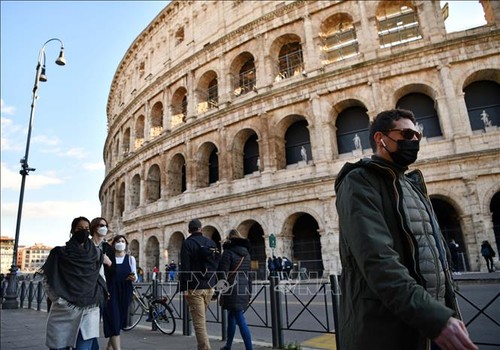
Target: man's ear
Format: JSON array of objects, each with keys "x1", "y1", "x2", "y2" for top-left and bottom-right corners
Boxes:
[{"x1": 374, "y1": 131, "x2": 384, "y2": 147}]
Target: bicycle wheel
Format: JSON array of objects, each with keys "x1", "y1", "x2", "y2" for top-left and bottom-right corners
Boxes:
[
  {"x1": 151, "y1": 300, "x2": 176, "y2": 335},
  {"x1": 122, "y1": 294, "x2": 145, "y2": 331}
]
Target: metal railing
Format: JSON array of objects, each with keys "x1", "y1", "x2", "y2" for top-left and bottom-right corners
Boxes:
[{"x1": 5, "y1": 275, "x2": 498, "y2": 349}]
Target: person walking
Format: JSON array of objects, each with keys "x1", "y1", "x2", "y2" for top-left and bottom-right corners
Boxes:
[
  {"x1": 90, "y1": 217, "x2": 114, "y2": 350},
  {"x1": 335, "y1": 109, "x2": 477, "y2": 350},
  {"x1": 102, "y1": 235, "x2": 137, "y2": 350},
  {"x1": 267, "y1": 257, "x2": 276, "y2": 278},
  {"x1": 218, "y1": 229, "x2": 253, "y2": 350},
  {"x1": 40, "y1": 216, "x2": 108, "y2": 350},
  {"x1": 179, "y1": 219, "x2": 217, "y2": 350},
  {"x1": 480, "y1": 240, "x2": 496, "y2": 272},
  {"x1": 167, "y1": 260, "x2": 177, "y2": 281}
]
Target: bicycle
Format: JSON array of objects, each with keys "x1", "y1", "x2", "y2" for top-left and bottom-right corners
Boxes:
[{"x1": 122, "y1": 284, "x2": 176, "y2": 335}]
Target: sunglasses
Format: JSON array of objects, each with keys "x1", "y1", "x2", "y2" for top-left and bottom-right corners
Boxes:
[
  {"x1": 383, "y1": 128, "x2": 422, "y2": 141},
  {"x1": 99, "y1": 224, "x2": 108, "y2": 227}
]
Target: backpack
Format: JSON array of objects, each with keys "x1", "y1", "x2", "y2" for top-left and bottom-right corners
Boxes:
[{"x1": 192, "y1": 237, "x2": 221, "y2": 274}]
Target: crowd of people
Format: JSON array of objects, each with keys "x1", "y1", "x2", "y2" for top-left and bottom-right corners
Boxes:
[{"x1": 39, "y1": 108, "x2": 500, "y2": 350}]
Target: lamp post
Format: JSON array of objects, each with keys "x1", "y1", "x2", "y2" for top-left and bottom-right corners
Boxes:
[{"x1": 2, "y1": 38, "x2": 66, "y2": 309}]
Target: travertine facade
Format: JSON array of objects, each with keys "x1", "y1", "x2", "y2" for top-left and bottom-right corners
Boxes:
[{"x1": 101, "y1": 0, "x2": 500, "y2": 276}]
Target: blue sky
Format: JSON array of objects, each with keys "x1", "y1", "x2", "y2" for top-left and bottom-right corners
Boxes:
[{"x1": 0, "y1": 1, "x2": 487, "y2": 248}]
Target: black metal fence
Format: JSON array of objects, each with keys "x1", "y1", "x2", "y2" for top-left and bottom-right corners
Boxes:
[{"x1": 4, "y1": 275, "x2": 499, "y2": 349}]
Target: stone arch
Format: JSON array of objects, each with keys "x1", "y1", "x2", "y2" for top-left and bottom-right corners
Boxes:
[
  {"x1": 319, "y1": 12, "x2": 359, "y2": 64},
  {"x1": 281, "y1": 211, "x2": 324, "y2": 277},
  {"x1": 229, "y1": 51, "x2": 256, "y2": 96},
  {"x1": 232, "y1": 128, "x2": 260, "y2": 179},
  {"x1": 335, "y1": 105, "x2": 370, "y2": 154},
  {"x1": 463, "y1": 80, "x2": 500, "y2": 131},
  {"x1": 202, "y1": 225, "x2": 222, "y2": 251},
  {"x1": 237, "y1": 219, "x2": 266, "y2": 280},
  {"x1": 196, "y1": 70, "x2": 219, "y2": 113},
  {"x1": 167, "y1": 231, "x2": 184, "y2": 265},
  {"x1": 118, "y1": 182, "x2": 125, "y2": 216},
  {"x1": 274, "y1": 114, "x2": 311, "y2": 170},
  {"x1": 196, "y1": 142, "x2": 219, "y2": 188},
  {"x1": 122, "y1": 127, "x2": 131, "y2": 155},
  {"x1": 146, "y1": 164, "x2": 161, "y2": 203},
  {"x1": 135, "y1": 115, "x2": 145, "y2": 149},
  {"x1": 269, "y1": 33, "x2": 304, "y2": 81},
  {"x1": 130, "y1": 173, "x2": 141, "y2": 209},
  {"x1": 430, "y1": 196, "x2": 469, "y2": 271},
  {"x1": 397, "y1": 92, "x2": 443, "y2": 139},
  {"x1": 145, "y1": 236, "x2": 160, "y2": 272},
  {"x1": 375, "y1": 0, "x2": 422, "y2": 48},
  {"x1": 167, "y1": 153, "x2": 187, "y2": 196},
  {"x1": 171, "y1": 87, "x2": 188, "y2": 127},
  {"x1": 129, "y1": 239, "x2": 140, "y2": 264},
  {"x1": 150, "y1": 101, "x2": 163, "y2": 137}
]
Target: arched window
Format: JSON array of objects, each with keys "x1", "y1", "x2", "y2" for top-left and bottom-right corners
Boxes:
[
  {"x1": 237, "y1": 58, "x2": 256, "y2": 95},
  {"x1": 146, "y1": 164, "x2": 161, "y2": 202},
  {"x1": 336, "y1": 106, "x2": 370, "y2": 154},
  {"x1": 244, "y1": 133, "x2": 259, "y2": 175},
  {"x1": 464, "y1": 80, "x2": 500, "y2": 131},
  {"x1": 171, "y1": 87, "x2": 188, "y2": 128},
  {"x1": 135, "y1": 115, "x2": 145, "y2": 149},
  {"x1": 130, "y1": 174, "x2": 141, "y2": 209},
  {"x1": 209, "y1": 149, "x2": 219, "y2": 184},
  {"x1": 122, "y1": 128, "x2": 130, "y2": 155},
  {"x1": 277, "y1": 42, "x2": 304, "y2": 79},
  {"x1": 285, "y1": 120, "x2": 312, "y2": 165},
  {"x1": 320, "y1": 13, "x2": 359, "y2": 64},
  {"x1": 118, "y1": 183, "x2": 125, "y2": 216},
  {"x1": 197, "y1": 71, "x2": 218, "y2": 113},
  {"x1": 169, "y1": 154, "x2": 187, "y2": 196},
  {"x1": 376, "y1": 1, "x2": 422, "y2": 48},
  {"x1": 150, "y1": 102, "x2": 163, "y2": 137},
  {"x1": 397, "y1": 93, "x2": 442, "y2": 138}
]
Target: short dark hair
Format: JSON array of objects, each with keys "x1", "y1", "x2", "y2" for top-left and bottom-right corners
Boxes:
[
  {"x1": 111, "y1": 234, "x2": 128, "y2": 246},
  {"x1": 70, "y1": 216, "x2": 90, "y2": 233},
  {"x1": 369, "y1": 109, "x2": 416, "y2": 152},
  {"x1": 188, "y1": 219, "x2": 202, "y2": 232},
  {"x1": 90, "y1": 217, "x2": 108, "y2": 234}
]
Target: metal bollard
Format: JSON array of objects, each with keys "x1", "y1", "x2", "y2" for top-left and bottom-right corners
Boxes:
[
  {"x1": 182, "y1": 292, "x2": 191, "y2": 336},
  {"x1": 151, "y1": 279, "x2": 158, "y2": 331},
  {"x1": 19, "y1": 281, "x2": 27, "y2": 308},
  {"x1": 269, "y1": 275, "x2": 284, "y2": 349},
  {"x1": 28, "y1": 281, "x2": 34, "y2": 309},
  {"x1": 221, "y1": 306, "x2": 227, "y2": 341},
  {"x1": 36, "y1": 281, "x2": 44, "y2": 311},
  {"x1": 330, "y1": 274, "x2": 341, "y2": 350}
]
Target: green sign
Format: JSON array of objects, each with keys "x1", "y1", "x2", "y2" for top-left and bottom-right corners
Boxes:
[{"x1": 269, "y1": 233, "x2": 276, "y2": 249}]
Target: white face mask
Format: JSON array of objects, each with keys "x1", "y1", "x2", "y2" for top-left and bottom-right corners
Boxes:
[
  {"x1": 97, "y1": 226, "x2": 108, "y2": 236},
  {"x1": 114, "y1": 242, "x2": 126, "y2": 251}
]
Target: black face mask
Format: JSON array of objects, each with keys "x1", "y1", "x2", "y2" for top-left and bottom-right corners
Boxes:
[
  {"x1": 384, "y1": 139, "x2": 420, "y2": 166},
  {"x1": 73, "y1": 229, "x2": 90, "y2": 244}
]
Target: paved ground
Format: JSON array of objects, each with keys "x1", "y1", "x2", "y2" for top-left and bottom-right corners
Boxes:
[
  {"x1": 0, "y1": 307, "x2": 274, "y2": 350},
  {"x1": 1, "y1": 271, "x2": 498, "y2": 350}
]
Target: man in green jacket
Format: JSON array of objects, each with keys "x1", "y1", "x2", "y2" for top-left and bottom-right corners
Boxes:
[{"x1": 335, "y1": 109, "x2": 477, "y2": 350}]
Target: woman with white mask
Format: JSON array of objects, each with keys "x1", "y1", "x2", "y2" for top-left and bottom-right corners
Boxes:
[
  {"x1": 90, "y1": 217, "x2": 114, "y2": 278},
  {"x1": 103, "y1": 235, "x2": 137, "y2": 350}
]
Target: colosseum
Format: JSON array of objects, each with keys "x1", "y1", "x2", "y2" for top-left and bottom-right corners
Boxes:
[{"x1": 101, "y1": 0, "x2": 500, "y2": 278}]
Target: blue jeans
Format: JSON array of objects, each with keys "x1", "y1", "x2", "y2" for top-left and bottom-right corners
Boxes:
[
  {"x1": 51, "y1": 330, "x2": 96, "y2": 350},
  {"x1": 225, "y1": 310, "x2": 252, "y2": 350}
]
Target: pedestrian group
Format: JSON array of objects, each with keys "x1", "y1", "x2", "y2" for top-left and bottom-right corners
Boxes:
[{"x1": 41, "y1": 108, "x2": 495, "y2": 350}]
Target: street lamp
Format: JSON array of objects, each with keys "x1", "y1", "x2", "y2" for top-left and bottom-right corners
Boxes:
[{"x1": 2, "y1": 38, "x2": 66, "y2": 309}]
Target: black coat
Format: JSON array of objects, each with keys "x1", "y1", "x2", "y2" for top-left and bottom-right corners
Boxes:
[
  {"x1": 179, "y1": 232, "x2": 217, "y2": 292},
  {"x1": 219, "y1": 238, "x2": 252, "y2": 311}
]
